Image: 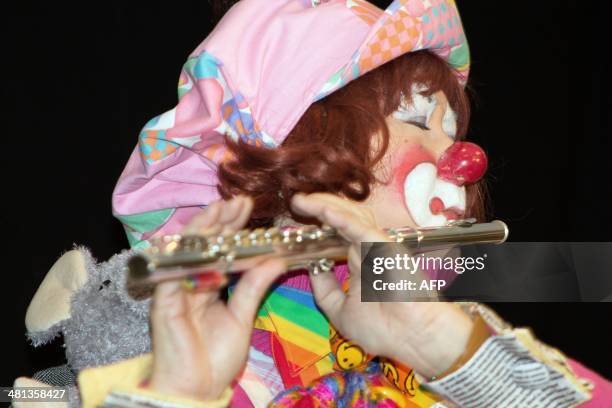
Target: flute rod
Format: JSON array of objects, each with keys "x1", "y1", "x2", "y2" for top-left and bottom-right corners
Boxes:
[{"x1": 127, "y1": 220, "x2": 508, "y2": 287}]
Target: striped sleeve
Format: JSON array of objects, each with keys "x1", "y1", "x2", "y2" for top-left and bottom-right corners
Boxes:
[
  {"x1": 423, "y1": 304, "x2": 595, "y2": 408},
  {"x1": 99, "y1": 387, "x2": 232, "y2": 408}
]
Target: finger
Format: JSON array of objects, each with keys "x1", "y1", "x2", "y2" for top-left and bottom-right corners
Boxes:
[
  {"x1": 291, "y1": 193, "x2": 379, "y2": 231},
  {"x1": 183, "y1": 272, "x2": 227, "y2": 293},
  {"x1": 306, "y1": 194, "x2": 378, "y2": 228},
  {"x1": 149, "y1": 281, "x2": 205, "y2": 357},
  {"x1": 152, "y1": 279, "x2": 217, "y2": 322},
  {"x1": 217, "y1": 196, "x2": 246, "y2": 227},
  {"x1": 227, "y1": 257, "x2": 287, "y2": 328},
  {"x1": 153, "y1": 279, "x2": 184, "y2": 306},
  {"x1": 184, "y1": 196, "x2": 246, "y2": 236},
  {"x1": 222, "y1": 196, "x2": 253, "y2": 232},
  {"x1": 291, "y1": 193, "x2": 364, "y2": 220},
  {"x1": 186, "y1": 285, "x2": 221, "y2": 317},
  {"x1": 151, "y1": 280, "x2": 185, "y2": 324},
  {"x1": 293, "y1": 197, "x2": 386, "y2": 244},
  {"x1": 290, "y1": 193, "x2": 339, "y2": 220},
  {"x1": 325, "y1": 206, "x2": 387, "y2": 242},
  {"x1": 183, "y1": 201, "x2": 223, "y2": 235},
  {"x1": 308, "y1": 268, "x2": 346, "y2": 329}
]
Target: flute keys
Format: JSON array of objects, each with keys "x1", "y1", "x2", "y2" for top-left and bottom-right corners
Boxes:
[
  {"x1": 320, "y1": 225, "x2": 336, "y2": 239},
  {"x1": 165, "y1": 240, "x2": 180, "y2": 254},
  {"x1": 180, "y1": 235, "x2": 207, "y2": 252},
  {"x1": 308, "y1": 258, "x2": 335, "y2": 275},
  {"x1": 162, "y1": 234, "x2": 181, "y2": 244},
  {"x1": 299, "y1": 225, "x2": 319, "y2": 241},
  {"x1": 249, "y1": 228, "x2": 267, "y2": 245},
  {"x1": 281, "y1": 228, "x2": 296, "y2": 244},
  {"x1": 446, "y1": 218, "x2": 476, "y2": 227},
  {"x1": 233, "y1": 230, "x2": 250, "y2": 246},
  {"x1": 264, "y1": 227, "x2": 280, "y2": 241}
]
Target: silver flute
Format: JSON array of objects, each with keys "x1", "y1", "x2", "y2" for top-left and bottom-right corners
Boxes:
[{"x1": 127, "y1": 219, "x2": 508, "y2": 287}]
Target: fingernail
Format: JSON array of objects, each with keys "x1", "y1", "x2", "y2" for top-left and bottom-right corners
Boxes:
[
  {"x1": 229, "y1": 195, "x2": 245, "y2": 209},
  {"x1": 182, "y1": 271, "x2": 226, "y2": 291},
  {"x1": 291, "y1": 193, "x2": 307, "y2": 206}
]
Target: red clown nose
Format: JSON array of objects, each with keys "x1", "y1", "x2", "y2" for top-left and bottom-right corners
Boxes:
[{"x1": 437, "y1": 142, "x2": 488, "y2": 186}]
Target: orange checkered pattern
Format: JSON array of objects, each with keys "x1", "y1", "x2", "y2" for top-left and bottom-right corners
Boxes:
[
  {"x1": 347, "y1": 0, "x2": 383, "y2": 26},
  {"x1": 357, "y1": 9, "x2": 421, "y2": 73},
  {"x1": 201, "y1": 143, "x2": 234, "y2": 164},
  {"x1": 139, "y1": 130, "x2": 178, "y2": 164}
]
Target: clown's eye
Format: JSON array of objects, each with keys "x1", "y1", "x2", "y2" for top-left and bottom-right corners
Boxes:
[{"x1": 406, "y1": 120, "x2": 430, "y2": 131}]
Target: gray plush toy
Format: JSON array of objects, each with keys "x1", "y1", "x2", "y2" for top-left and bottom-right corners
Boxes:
[{"x1": 15, "y1": 248, "x2": 153, "y2": 407}]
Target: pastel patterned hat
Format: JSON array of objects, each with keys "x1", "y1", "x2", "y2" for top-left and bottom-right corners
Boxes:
[{"x1": 113, "y1": 0, "x2": 469, "y2": 248}]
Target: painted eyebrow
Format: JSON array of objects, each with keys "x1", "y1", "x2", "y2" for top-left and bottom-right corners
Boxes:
[{"x1": 405, "y1": 119, "x2": 430, "y2": 130}]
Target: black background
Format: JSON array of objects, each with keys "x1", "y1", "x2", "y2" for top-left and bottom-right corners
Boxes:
[{"x1": 3, "y1": 1, "x2": 611, "y2": 386}]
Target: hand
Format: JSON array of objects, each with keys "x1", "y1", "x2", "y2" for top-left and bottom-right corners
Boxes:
[
  {"x1": 147, "y1": 196, "x2": 286, "y2": 400},
  {"x1": 291, "y1": 193, "x2": 474, "y2": 379}
]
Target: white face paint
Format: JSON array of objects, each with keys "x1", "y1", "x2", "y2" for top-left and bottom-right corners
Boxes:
[
  {"x1": 441, "y1": 101, "x2": 457, "y2": 138},
  {"x1": 365, "y1": 86, "x2": 465, "y2": 228},
  {"x1": 403, "y1": 163, "x2": 466, "y2": 227},
  {"x1": 392, "y1": 84, "x2": 458, "y2": 138}
]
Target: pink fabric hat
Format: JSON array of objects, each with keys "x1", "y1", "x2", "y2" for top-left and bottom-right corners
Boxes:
[{"x1": 112, "y1": 0, "x2": 470, "y2": 248}]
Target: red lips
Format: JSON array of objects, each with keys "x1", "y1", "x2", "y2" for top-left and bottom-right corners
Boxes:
[{"x1": 429, "y1": 197, "x2": 464, "y2": 221}]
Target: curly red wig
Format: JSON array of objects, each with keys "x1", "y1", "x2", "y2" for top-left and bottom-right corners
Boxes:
[{"x1": 218, "y1": 50, "x2": 487, "y2": 227}]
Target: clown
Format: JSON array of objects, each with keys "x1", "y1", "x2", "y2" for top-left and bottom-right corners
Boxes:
[{"x1": 22, "y1": 0, "x2": 612, "y2": 407}]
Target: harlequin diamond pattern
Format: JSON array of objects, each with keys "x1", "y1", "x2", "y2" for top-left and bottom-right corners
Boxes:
[{"x1": 358, "y1": 9, "x2": 421, "y2": 73}]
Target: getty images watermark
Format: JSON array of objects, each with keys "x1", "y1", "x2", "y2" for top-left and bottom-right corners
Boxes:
[
  {"x1": 360, "y1": 242, "x2": 488, "y2": 301},
  {"x1": 371, "y1": 251, "x2": 487, "y2": 290},
  {"x1": 361, "y1": 242, "x2": 612, "y2": 302}
]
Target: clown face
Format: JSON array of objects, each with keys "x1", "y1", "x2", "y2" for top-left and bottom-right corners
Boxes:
[{"x1": 362, "y1": 88, "x2": 487, "y2": 229}]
